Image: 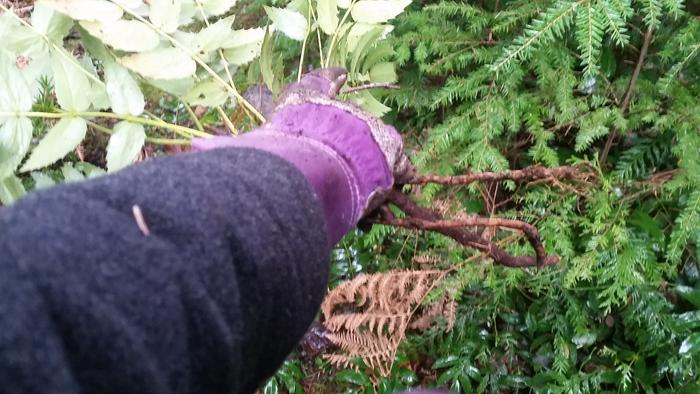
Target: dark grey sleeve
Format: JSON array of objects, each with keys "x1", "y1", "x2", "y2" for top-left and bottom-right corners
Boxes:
[{"x1": 0, "y1": 148, "x2": 330, "y2": 394}]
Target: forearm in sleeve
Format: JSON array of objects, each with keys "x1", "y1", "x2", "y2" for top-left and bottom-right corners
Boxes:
[{"x1": 0, "y1": 148, "x2": 329, "y2": 394}]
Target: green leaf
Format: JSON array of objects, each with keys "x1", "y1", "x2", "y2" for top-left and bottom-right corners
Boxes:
[
  {"x1": 0, "y1": 55, "x2": 34, "y2": 112},
  {"x1": 118, "y1": 47, "x2": 196, "y2": 80},
  {"x1": 106, "y1": 121, "x2": 145, "y2": 172},
  {"x1": 264, "y1": 6, "x2": 308, "y2": 41},
  {"x1": 259, "y1": 28, "x2": 275, "y2": 93},
  {"x1": 79, "y1": 19, "x2": 160, "y2": 52},
  {"x1": 351, "y1": 0, "x2": 411, "y2": 24},
  {"x1": 262, "y1": 378, "x2": 279, "y2": 394},
  {"x1": 104, "y1": 61, "x2": 145, "y2": 115},
  {"x1": 149, "y1": 0, "x2": 182, "y2": 33},
  {"x1": 195, "y1": 0, "x2": 237, "y2": 17},
  {"x1": 350, "y1": 88, "x2": 390, "y2": 116},
  {"x1": 222, "y1": 28, "x2": 265, "y2": 65},
  {"x1": 51, "y1": 49, "x2": 91, "y2": 111},
  {"x1": 336, "y1": 369, "x2": 371, "y2": 386},
  {"x1": 676, "y1": 285, "x2": 700, "y2": 308},
  {"x1": 38, "y1": 0, "x2": 123, "y2": 22},
  {"x1": 317, "y1": 0, "x2": 339, "y2": 35},
  {"x1": 183, "y1": 80, "x2": 228, "y2": 107},
  {"x1": 30, "y1": 172, "x2": 56, "y2": 189},
  {"x1": 0, "y1": 175, "x2": 26, "y2": 205},
  {"x1": 369, "y1": 62, "x2": 397, "y2": 83},
  {"x1": 20, "y1": 117, "x2": 87, "y2": 172},
  {"x1": 679, "y1": 332, "x2": 700, "y2": 355},
  {"x1": 61, "y1": 163, "x2": 85, "y2": 182},
  {"x1": 31, "y1": 4, "x2": 74, "y2": 41},
  {"x1": 0, "y1": 117, "x2": 33, "y2": 178},
  {"x1": 188, "y1": 15, "x2": 235, "y2": 57}
]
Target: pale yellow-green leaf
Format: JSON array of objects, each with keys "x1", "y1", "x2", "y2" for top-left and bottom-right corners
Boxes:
[
  {"x1": 118, "y1": 48, "x2": 196, "y2": 80},
  {"x1": 369, "y1": 61, "x2": 396, "y2": 83},
  {"x1": 0, "y1": 175, "x2": 26, "y2": 205},
  {"x1": 38, "y1": 0, "x2": 123, "y2": 22},
  {"x1": 51, "y1": 49, "x2": 91, "y2": 111},
  {"x1": 190, "y1": 15, "x2": 235, "y2": 56},
  {"x1": 106, "y1": 121, "x2": 145, "y2": 172},
  {"x1": 0, "y1": 117, "x2": 32, "y2": 179},
  {"x1": 31, "y1": 4, "x2": 73, "y2": 40},
  {"x1": 0, "y1": 56, "x2": 33, "y2": 112},
  {"x1": 77, "y1": 54, "x2": 110, "y2": 110},
  {"x1": 21, "y1": 117, "x2": 87, "y2": 172},
  {"x1": 259, "y1": 28, "x2": 275, "y2": 93},
  {"x1": 61, "y1": 163, "x2": 84, "y2": 182},
  {"x1": 350, "y1": 89, "x2": 390, "y2": 116},
  {"x1": 30, "y1": 172, "x2": 57, "y2": 189},
  {"x1": 222, "y1": 28, "x2": 265, "y2": 65},
  {"x1": 286, "y1": 0, "x2": 309, "y2": 16},
  {"x1": 195, "y1": 0, "x2": 237, "y2": 17},
  {"x1": 149, "y1": 0, "x2": 182, "y2": 33},
  {"x1": 104, "y1": 61, "x2": 145, "y2": 115},
  {"x1": 148, "y1": 77, "x2": 194, "y2": 95},
  {"x1": 264, "y1": 6, "x2": 308, "y2": 41},
  {"x1": 220, "y1": 27, "x2": 265, "y2": 49},
  {"x1": 351, "y1": 0, "x2": 410, "y2": 24},
  {"x1": 183, "y1": 80, "x2": 228, "y2": 106},
  {"x1": 79, "y1": 19, "x2": 160, "y2": 52},
  {"x1": 337, "y1": 0, "x2": 351, "y2": 8},
  {"x1": 317, "y1": 0, "x2": 338, "y2": 34},
  {"x1": 346, "y1": 23, "x2": 393, "y2": 52}
]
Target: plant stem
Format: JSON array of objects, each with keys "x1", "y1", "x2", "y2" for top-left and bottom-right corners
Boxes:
[
  {"x1": 87, "y1": 119, "x2": 190, "y2": 145},
  {"x1": 600, "y1": 28, "x2": 653, "y2": 165},
  {"x1": 325, "y1": 1, "x2": 356, "y2": 68},
  {"x1": 3, "y1": 111, "x2": 211, "y2": 138}
]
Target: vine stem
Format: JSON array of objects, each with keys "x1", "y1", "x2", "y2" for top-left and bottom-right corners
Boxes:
[
  {"x1": 86, "y1": 120, "x2": 190, "y2": 145},
  {"x1": 1, "y1": 111, "x2": 210, "y2": 139},
  {"x1": 111, "y1": 1, "x2": 267, "y2": 124}
]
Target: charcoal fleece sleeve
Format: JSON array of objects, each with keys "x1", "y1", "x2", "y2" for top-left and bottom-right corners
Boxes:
[{"x1": 0, "y1": 148, "x2": 330, "y2": 394}]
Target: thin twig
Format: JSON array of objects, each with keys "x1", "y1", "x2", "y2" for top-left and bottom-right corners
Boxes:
[
  {"x1": 343, "y1": 83, "x2": 401, "y2": 94},
  {"x1": 600, "y1": 28, "x2": 653, "y2": 165}
]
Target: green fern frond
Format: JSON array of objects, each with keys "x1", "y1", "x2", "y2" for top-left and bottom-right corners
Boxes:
[
  {"x1": 614, "y1": 135, "x2": 673, "y2": 182},
  {"x1": 491, "y1": 0, "x2": 580, "y2": 74},
  {"x1": 597, "y1": 0, "x2": 630, "y2": 47},
  {"x1": 575, "y1": 1, "x2": 605, "y2": 77},
  {"x1": 642, "y1": 0, "x2": 663, "y2": 30},
  {"x1": 667, "y1": 189, "x2": 700, "y2": 265}
]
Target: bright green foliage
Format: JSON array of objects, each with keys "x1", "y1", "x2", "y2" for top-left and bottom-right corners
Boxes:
[{"x1": 281, "y1": 0, "x2": 700, "y2": 392}]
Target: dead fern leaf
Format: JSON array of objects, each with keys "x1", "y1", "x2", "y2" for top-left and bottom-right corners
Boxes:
[{"x1": 321, "y1": 269, "x2": 454, "y2": 376}]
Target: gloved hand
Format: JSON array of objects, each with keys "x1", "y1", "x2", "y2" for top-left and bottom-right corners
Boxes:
[{"x1": 192, "y1": 68, "x2": 414, "y2": 245}]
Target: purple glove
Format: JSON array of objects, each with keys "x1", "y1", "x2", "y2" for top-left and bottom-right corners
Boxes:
[{"x1": 192, "y1": 68, "x2": 413, "y2": 245}]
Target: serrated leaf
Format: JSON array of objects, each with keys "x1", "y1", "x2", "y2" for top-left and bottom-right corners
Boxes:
[
  {"x1": 51, "y1": 49, "x2": 91, "y2": 111},
  {"x1": 80, "y1": 19, "x2": 160, "y2": 52},
  {"x1": 679, "y1": 333, "x2": 700, "y2": 355},
  {"x1": 149, "y1": 0, "x2": 182, "y2": 33},
  {"x1": 38, "y1": 0, "x2": 123, "y2": 22},
  {"x1": 61, "y1": 163, "x2": 85, "y2": 182},
  {"x1": 189, "y1": 15, "x2": 235, "y2": 56},
  {"x1": 183, "y1": 80, "x2": 228, "y2": 106},
  {"x1": 369, "y1": 61, "x2": 396, "y2": 83},
  {"x1": 350, "y1": 89, "x2": 390, "y2": 116},
  {"x1": 351, "y1": 0, "x2": 410, "y2": 24},
  {"x1": 196, "y1": 0, "x2": 237, "y2": 16},
  {"x1": 118, "y1": 48, "x2": 196, "y2": 80},
  {"x1": 0, "y1": 117, "x2": 32, "y2": 179},
  {"x1": 104, "y1": 61, "x2": 145, "y2": 115},
  {"x1": 106, "y1": 121, "x2": 145, "y2": 172},
  {"x1": 20, "y1": 117, "x2": 87, "y2": 172},
  {"x1": 31, "y1": 4, "x2": 73, "y2": 41},
  {"x1": 264, "y1": 6, "x2": 308, "y2": 41},
  {"x1": 0, "y1": 56, "x2": 33, "y2": 112},
  {"x1": 222, "y1": 28, "x2": 265, "y2": 65},
  {"x1": 148, "y1": 77, "x2": 194, "y2": 95},
  {"x1": 30, "y1": 172, "x2": 57, "y2": 189},
  {"x1": 317, "y1": 0, "x2": 338, "y2": 34},
  {"x1": 0, "y1": 175, "x2": 26, "y2": 205}
]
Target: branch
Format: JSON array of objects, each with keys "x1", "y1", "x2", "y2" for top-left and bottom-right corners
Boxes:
[
  {"x1": 600, "y1": 28, "x2": 653, "y2": 165},
  {"x1": 378, "y1": 191, "x2": 559, "y2": 268},
  {"x1": 409, "y1": 165, "x2": 582, "y2": 186},
  {"x1": 343, "y1": 83, "x2": 401, "y2": 94}
]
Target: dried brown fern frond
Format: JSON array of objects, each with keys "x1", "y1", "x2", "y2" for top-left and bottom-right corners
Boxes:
[{"x1": 321, "y1": 269, "x2": 454, "y2": 376}]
